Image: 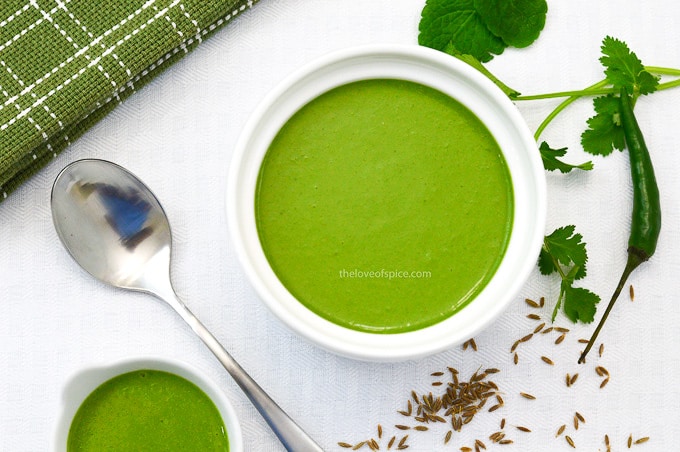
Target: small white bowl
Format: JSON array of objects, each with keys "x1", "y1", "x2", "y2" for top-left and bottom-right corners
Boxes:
[
  {"x1": 227, "y1": 45, "x2": 546, "y2": 361},
  {"x1": 53, "y1": 357, "x2": 243, "y2": 451}
]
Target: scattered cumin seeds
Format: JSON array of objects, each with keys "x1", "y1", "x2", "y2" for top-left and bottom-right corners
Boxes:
[
  {"x1": 525, "y1": 298, "x2": 540, "y2": 308},
  {"x1": 338, "y1": 442, "x2": 353, "y2": 448},
  {"x1": 635, "y1": 437, "x2": 650, "y2": 444},
  {"x1": 475, "y1": 439, "x2": 487, "y2": 450},
  {"x1": 352, "y1": 441, "x2": 366, "y2": 450},
  {"x1": 444, "y1": 431, "x2": 452, "y2": 444},
  {"x1": 630, "y1": 284, "x2": 635, "y2": 301},
  {"x1": 555, "y1": 333, "x2": 566, "y2": 345},
  {"x1": 527, "y1": 313, "x2": 541, "y2": 320},
  {"x1": 596, "y1": 366, "x2": 610, "y2": 377},
  {"x1": 565, "y1": 435, "x2": 575, "y2": 448},
  {"x1": 516, "y1": 426, "x2": 531, "y2": 432},
  {"x1": 462, "y1": 338, "x2": 478, "y2": 351},
  {"x1": 398, "y1": 435, "x2": 408, "y2": 448},
  {"x1": 556, "y1": 424, "x2": 566, "y2": 437},
  {"x1": 520, "y1": 392, "x2": 536, "y2": 400},
  {"x1": 369, "y1": 438, "x2": 380, "y2": 450},
  {"x1": 541, "y1": 356, "x2": 554, "y2": 365}
]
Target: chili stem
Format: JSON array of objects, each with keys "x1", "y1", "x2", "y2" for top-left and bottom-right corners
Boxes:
[{"x1": 578, "y1": 256, "x2": 639, "y2": 363}]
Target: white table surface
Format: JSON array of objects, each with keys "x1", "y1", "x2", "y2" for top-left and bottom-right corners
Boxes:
[{"x1": 2, "y1": 0, "x2": 679, "y2": 450}]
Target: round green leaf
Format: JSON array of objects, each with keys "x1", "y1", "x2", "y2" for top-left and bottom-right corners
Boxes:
[{"x1": 474, "y1": 0, "x2": 547, "y2": 48}]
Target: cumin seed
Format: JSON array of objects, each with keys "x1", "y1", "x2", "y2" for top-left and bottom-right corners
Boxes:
[
  {"x1": 525, "y1": 298, "x2": 539, "y2": 308},
  {"x1": 541, "y1": 356, "x2": 554, "y2": 365},
  {"x1": 575, "y1": 412, "x2": 585, "y2": 423},
  {"x1": 369, "y1": 438, "x2": 379, "y2": 450},
  {"x1": 499, "y1": 439, "x2": 513, "y2": 445},
  {"x1": 460, "y1": 447, "x2": 472, "y2": 452},
  {"x1": 520, "y1": 392, "x2": 536, "y2": 400},
  {"x1": 387, "y1": 436, "x2": 396, "y2": 449},
  {"x1": 500, "y1": 418, "x2": 506, "y2": 429},
  {"x1": 338, "y1": 442, "x2": 353, "y2": 448},
  {"x1": 578, "y1": 338, "x2": 589, "y2": 344},
  {"x1": 534, "y1": 322, "x2": 545, "y2": 333},
  {"x1": 540, "y1": 296, "x2": 545, "y2": 307},
  {"x1": 600, "y1": 377, "x2": 610, "y2": 388},
  {"x1": 556, "y1": 424, "x2": 566, "y2": 437},
  {"x1": 398, "y1": 435, "x2": 408, "y2": 448},
  {"x1": 352, "y1": 441, "x2": 366, "y2": 450},
  {"x1": 444, "y1": 431, "x2": 452, "y2": 444},
  {"x1": 570, "y1": 373, "x2": 579, "y2": 385},
  {"x1": 378, "y1": 425, "x2": 383, "y2": 439},
  {"x1": 513, "y1": 353, "x2": 519, "y2": 365},
  {"x1": 555, "y1": 333, "x2": 566, "y2": 345},
  {"x1": 516, "y1": 426, "x2": 531, "y2": 432},
  {"x1": 542, "y1": 327, "x2": 554, "y2": 334},
  {"x1": 635, "y1": 437, "x2": 650, "y2": 444},
  {"x1": 520, "y1": 333, "x2": 533, "y2": 343},
  {"x1": 566, "y1": 373, "x2": 571, "y2": 387},
  {"x1": 565, "y1": 435, "x2": 575, "y2": 448},
  {"x1": 628, "y1": 434, "x2": 633, "y2": 448},
  {"x1": 630, "y1": 284, "x2": 635, "y2": 301},
  {"x1": 475, "y1": 439, "x2": 487, "y2": 450},
  {"x1": 527, "y1": 313, "x2": 541, "y2": 320},
  {"x1": 395, "y1": 425, "x2": 410, "y2": 430},
  {"x1": 599, "y1": 343, "x2": 605, "y2": 357},
  {"x1": 414, "y1": 426, "x2": 428, "y2": 431}
]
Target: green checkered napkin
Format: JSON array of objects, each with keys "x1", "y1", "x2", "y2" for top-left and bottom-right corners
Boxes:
[{"x1": 0, "y1": 0, "x2": 256, "y2": 202}]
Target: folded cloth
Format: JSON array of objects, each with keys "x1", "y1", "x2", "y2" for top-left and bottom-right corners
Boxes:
[{"x1": 0, "y1": 0, "x2": 257, "y2": 202}]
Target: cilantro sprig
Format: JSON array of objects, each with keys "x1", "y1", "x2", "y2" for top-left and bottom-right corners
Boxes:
[{"x1": 538, "y1": 226, "x2": 600, "y2": 323}]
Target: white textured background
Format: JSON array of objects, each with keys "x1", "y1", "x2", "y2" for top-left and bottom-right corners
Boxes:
[{"x1": 1, "y1": 0, "x2": 679, "y2": 450}]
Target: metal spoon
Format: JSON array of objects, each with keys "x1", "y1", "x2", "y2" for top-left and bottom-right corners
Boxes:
[{"x1": 51, "y1": 159, "x2": 323, "y2": 452}]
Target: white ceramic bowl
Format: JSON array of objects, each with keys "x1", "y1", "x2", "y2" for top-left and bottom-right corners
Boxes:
[
  {"x1": 53, "y1": 357, "x2": 243, "y2": 451},
  {"x1": 227, "y1": 45, "x2": 546, "y2": 361}
]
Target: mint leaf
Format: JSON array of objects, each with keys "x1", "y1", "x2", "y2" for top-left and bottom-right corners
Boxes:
[
  {"x1": 419, "y1": 0, "x2": 506, "y2": 63},
  {"x1": 563, "y1": 286, "x2": 600, "y2": 323},
  {"x1": 539, "y1": 142, "x2": 593, "y2": 173},
  {"x1": 600, "y1": 36, "x2": 659, "y2": 95},
  {"x1": 581, "y1": 95, "x2": 625, "y2": 156},
  {"x1": 474, "y1": 0, "x2": 547, "y2": 48}
]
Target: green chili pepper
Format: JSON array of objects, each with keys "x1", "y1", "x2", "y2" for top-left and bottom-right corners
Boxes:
[{"x1": 578, "y1": 87, "x2": 662, "y2": 363}]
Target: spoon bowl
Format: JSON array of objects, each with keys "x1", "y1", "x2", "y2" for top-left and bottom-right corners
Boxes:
[{"x1": 51, "y1": 159, "x2": 322, "y2": 452}]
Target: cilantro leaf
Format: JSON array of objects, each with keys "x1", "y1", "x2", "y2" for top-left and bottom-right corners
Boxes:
[
  {"x1": 600, "y1": 36, "x2": 659, "y2": 95},
  {"x1": 537, "y1": 247, "x2": 557, "y2": 276},
  {"x1": 539, "y1": 141, "x2": 594, "y2": 173},
  {"x1": 581, "y1": 95, "x2": 625, "y2": 156},
  {"x1": 419, "y1": 0, "x2": 507, "y2": 63},
  {"x1": 542, "y1": 225, "x2": 587, "y2": 274},
  {"x1": 474, "y1": 0, "x2": 547, "y2": 48},
  {"x1": 563, "y1": 286, "x2": 600, "y2": 323}
]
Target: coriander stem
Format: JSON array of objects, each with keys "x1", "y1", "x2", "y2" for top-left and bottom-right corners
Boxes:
[
  {"x1": 514, "y1": 87, "x2": 614, "y2": 101},
  {"x1": 534, "y1": 80, "x2": 610, "y2": 141},
  {"x1": 644, "y1": 66, "x2": 680, "y2": 76}
]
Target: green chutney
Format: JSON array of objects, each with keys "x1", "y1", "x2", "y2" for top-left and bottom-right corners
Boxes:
[
  {"x1": 67, "y1": 370, "x2": 229, "y2": 451},
  {"x1": 255, "y1": 79, "x2": 514, "y2": 333}
]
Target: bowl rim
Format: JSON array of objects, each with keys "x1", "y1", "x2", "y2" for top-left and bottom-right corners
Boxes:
[
  {"x1": 52, "y1": 356, "x2": 243, "y2": 452},
  {"x1": 226, "y1": 44, "x2": 546, "y2": 361}
]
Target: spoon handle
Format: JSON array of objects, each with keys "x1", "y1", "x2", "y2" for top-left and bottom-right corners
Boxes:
[{"x1": 166, "y1": 293, "x2": 324, "y2": 452}]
